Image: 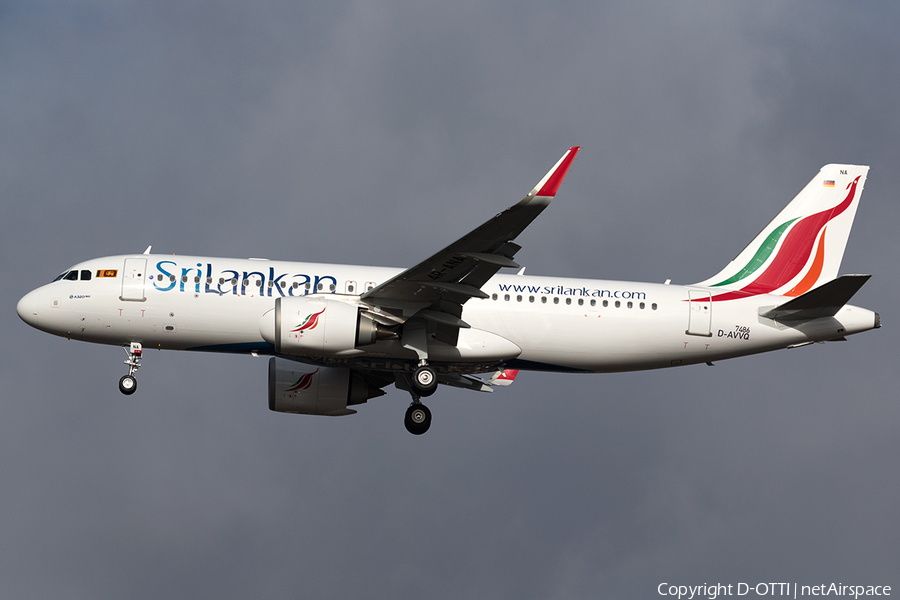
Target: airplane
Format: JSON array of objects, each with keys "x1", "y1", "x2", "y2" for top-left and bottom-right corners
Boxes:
[{"x1": 16, "y1": 147, "x2": 880, "y2": 434}]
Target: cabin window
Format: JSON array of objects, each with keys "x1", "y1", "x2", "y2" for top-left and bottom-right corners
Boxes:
[
  {"x1": 652, "y1": 303, "x2": 658, "y2": 310},
  {"x1": 590, "y1": 299, "x2": 596, "y2": 307},
  {"x1": 640, "y1": 302, "x2": 645, "y2": 309},
  {"x1": 529, "y1": 296, "x2": 534, "y2": 303},
  {"x1": 615, "y1": 300, "x2": 621, "y2": 308},
  {"x1": 541, "y1": 296, "x2": 547, "y2": 304},
  {"x1": 603, "y1": 300, "x2": 609, "y2": 307},
  {"x1": 577, "y1": 298, "x2": 583, "y2": 306},
  {"x1": 492, "y1": 293, "x2": 498, "y2": 300},
  {"x1": 565, "y1": 298, "x2": 572, "y2": 305},
  {"x1": 553, "y1": 297, "x2": 559, "y2": 305},
  {"x1": 516, "y1": 295, "x2": 522, "y2": 302},
  {"x1": 194, "y1": 276, "x2": 201, "y2": 284},
  {"x1": 627, "y1": 301, "x2": 633, "y2": 309},
  {"x1": 231, "y1": 278, "x2": 237, "y2": 286},
  {"x1": 504, "y1": 294, "x2": 510, "y2": 301},
  {"x1": 329, "y1": 284, "x2": 335, "y2": 291},
  {"x1": 256, "y1": 280, "x2": 262, "y2": 287}
]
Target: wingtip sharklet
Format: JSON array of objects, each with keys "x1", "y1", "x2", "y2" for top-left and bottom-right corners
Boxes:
[{"x1": 532, "y1": 146, "x2": 580, "y2": 198}]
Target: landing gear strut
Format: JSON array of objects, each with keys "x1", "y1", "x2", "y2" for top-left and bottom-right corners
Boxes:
[
  {"x1": 119, "y1": 342, "x2": 142, "y2": 395},
  {"x1": 400, "y1": 321, "x2": 437, "y2": 434}
]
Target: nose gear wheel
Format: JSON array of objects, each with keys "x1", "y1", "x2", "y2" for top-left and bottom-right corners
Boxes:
[{"x1": 120, "y1": 342, "x2": 143, "y2": 395}]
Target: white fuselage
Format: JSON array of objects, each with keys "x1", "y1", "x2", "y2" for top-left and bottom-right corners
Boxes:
[{"x1": 17, "y1": 254, "x2": 879, "y2": 374}]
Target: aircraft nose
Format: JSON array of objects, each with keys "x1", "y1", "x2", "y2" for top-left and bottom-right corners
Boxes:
[{"x1": 16, "y1": 289, "x2": 42, "y2": 328}]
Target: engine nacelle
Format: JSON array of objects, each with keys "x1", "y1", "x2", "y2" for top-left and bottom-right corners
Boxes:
[
  {"x1": 268, "y1": 358, "x2": 385, "y2": 416},
  {"x1": 259, "y1": 296, "x2": 379, "y2": 356}
]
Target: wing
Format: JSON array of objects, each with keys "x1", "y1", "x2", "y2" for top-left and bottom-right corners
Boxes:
[{"x1": 360, "y1": 146, "x2": 580, "y2": 345}]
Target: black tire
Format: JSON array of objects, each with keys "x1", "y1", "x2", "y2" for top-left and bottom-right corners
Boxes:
[
  {"x1": 118, "y1": 375, "x2": 137, "y2": 395},
  {"x1": 412, "y1": 365, "x2": 438, "y2": 397},
  {"x1": 404, "y1": 403, "x2": 432, "y2": 435}
]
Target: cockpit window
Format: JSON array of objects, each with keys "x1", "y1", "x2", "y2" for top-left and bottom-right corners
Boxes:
[
  {"x1": 52, "y1": 272, "x2": 67, "y2": 282},
  {"x1": 80, "y1": 270, "x2": 92, "y2": 281},
  {"x1": 64, "y1": 271, "x2": 79, "y2": 281}
]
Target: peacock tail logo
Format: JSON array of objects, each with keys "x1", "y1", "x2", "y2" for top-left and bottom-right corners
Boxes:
[
  {"x1": 706, "y1": 176, "x2": 861, "y2": 302},
  {"x1": 286, "y1": 369, "x2": 318, "y2": 392},
  {"x1": 290, "y1": 307, "x2": 326, "y2": 333}
]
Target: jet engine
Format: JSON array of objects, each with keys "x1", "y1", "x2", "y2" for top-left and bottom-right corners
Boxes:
[
  {"x1": 259, "y1": 297, "x2": 386, "y2": 356},
  {"x1": 268, "y1": 358, "x2": 385, "y2": 416}
]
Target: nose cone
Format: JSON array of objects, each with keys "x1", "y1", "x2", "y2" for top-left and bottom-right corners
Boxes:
[{"x1": 16, "y1": 289, "x2": 42, "y2": 328}]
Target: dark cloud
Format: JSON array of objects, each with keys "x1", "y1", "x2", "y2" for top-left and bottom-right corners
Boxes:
[{"x1": 2, "y1": 1, "x2": 897, "y2": 598}]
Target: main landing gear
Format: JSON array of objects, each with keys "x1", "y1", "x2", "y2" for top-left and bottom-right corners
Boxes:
[
  {"x1": 403, "y1": 360, "x2": 437, "y2": 435},
  {"x1": 119, "y1": 342, "x2": 142, "y2": 395},
  {"x1": 404, "y1": 400, "x2": 432, "y2": 436},
  {"x1": 412, "y1": 361, "x2": 437, "y2": 397}
]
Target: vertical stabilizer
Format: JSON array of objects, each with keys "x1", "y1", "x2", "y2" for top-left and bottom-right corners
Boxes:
[{"x1": 694, "y1": 164, "x2": 868, "y2": 299}]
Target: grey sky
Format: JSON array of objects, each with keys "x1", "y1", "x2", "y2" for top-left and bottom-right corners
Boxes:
[{"x1": 2, "y1": 1, "x2": 898, "y2": 598}]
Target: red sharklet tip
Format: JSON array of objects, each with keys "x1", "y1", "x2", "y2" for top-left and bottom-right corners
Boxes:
[{"x1": 535, "y1": 146, "x2": 580, "y2": 197}]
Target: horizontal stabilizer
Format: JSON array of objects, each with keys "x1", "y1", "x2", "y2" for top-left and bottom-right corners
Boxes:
[{"x1": 759, "y1": 274, "x2": 871, "y2": 321}]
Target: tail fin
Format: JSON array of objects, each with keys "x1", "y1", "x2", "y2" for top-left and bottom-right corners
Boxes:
[{"x1": 695, "y1": 164, "x2": 869, "y2": 299}]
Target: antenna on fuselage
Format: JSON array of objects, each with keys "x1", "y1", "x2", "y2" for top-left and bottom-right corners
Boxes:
[{"x1": 143, "y1": 246, "x2": 152, "y2": 255}]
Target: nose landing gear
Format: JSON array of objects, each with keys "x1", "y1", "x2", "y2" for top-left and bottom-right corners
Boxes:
[{"x1": 119, "y1": 342, "x2": 142, "y2": 395}]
